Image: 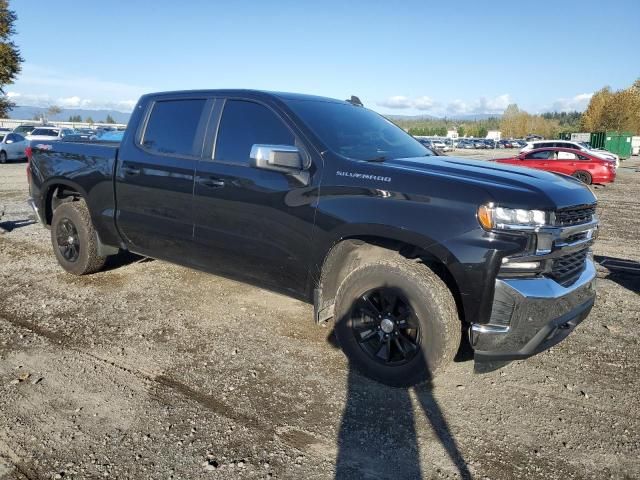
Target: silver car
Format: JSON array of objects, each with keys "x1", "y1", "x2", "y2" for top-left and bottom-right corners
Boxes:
[{"x1": 0, "y1": 133, "x2": 29, "y2": 163}]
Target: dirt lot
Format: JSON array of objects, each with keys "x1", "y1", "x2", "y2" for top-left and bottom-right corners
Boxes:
[{"x1": 0, "y1": 153, "x2": 639, "y2": 479}]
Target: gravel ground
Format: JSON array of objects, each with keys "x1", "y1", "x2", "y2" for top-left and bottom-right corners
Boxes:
[{"x1": 0, "y1": 153, "x2": 639, "y2": 480}]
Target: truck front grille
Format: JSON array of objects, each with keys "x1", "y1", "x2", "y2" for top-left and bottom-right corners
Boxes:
[
  {"x1": 551, "y1": 248, "x2": 589, "y2": 285},
  {"x1": 554, "y1": 205, "x2": 596, "y2": 227}
]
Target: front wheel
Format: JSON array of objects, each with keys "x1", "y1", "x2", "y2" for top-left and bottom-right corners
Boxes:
[
  {"x1": 572, "y1": 170, "x2": 592, "y2": 184},
  {"x1": 50, "y1": 200, "x2": 108, "y2": 275},
  {"x1": 333, "y1": 257, "x2": 461, "y2": 387},
  {"x1": 0, "y1": 151, "x2": 7, "y2": 164}
]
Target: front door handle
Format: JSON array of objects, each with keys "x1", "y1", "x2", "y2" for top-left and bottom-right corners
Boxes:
[
  {"x1": 121, "y1": 166, "x2": 141, "y2": 176},
  {"x1": 197, "y1": 176, "x2": 225, "y2": 188}
]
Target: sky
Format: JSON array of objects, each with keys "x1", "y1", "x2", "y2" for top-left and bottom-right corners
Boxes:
[{"x1": 7, "y1": 0, "x2": 640, "y2": 117}]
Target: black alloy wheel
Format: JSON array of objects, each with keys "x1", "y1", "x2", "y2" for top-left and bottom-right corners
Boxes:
[
  {"x1": 350, "y1": 287, "x2": 421, "y2": 366},
  {"x1": 55, "y1": 217, "x2": 81, "y2": 262},
  {"x1": 573, "y1": 171, "x2": 592, "y2": 184}
]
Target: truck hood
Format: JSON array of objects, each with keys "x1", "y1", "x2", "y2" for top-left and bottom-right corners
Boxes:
[{"x1": 383, "y1": 156, "x2": 596, "y2": 210}]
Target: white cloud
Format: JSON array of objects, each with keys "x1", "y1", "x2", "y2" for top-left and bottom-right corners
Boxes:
[
  {"x1": 6, "y1": 91, "x2": 138, "y2": 113},
  {"x1": 6, "y1": 63, "x2": 150, "y2": 112},
  {"x1": 377, "y1": 95, "x2": 414, "y2": 109},
  {"x1": 444, "y1": 94, "x2": 512, "y2": 116},
  {"x1": 377, "y1": 95, "x2": 438, "y2": 111},
  {"x1": 412, "y1": 96, "x2": 436, "y2": 110},
  {"x1": 547, "y1": 93, "x2": 593, "y2": 112},
  {"x1": 379, "y1": 93, "x2": 511, "y2": 116}
]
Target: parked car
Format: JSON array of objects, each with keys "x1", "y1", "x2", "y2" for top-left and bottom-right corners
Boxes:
[
  {"x1": 497, "y1": 140, "x2": 511, "y2": 148},
  {"x1": 472, "y1": 140, "x2": 486, "y2": 149},
  {"x1": 521, "y1": 140, "x2": 620, "y2": 167},
  {"x1": 494, "y1": 148, "x2": 616, "y2": 184},
  {"x1": 62, "y1": 133, "x2": 94, "y2": 142},
  {"x1": 92, "y1": 130, "x2": 125, "y2": 142},
  {"x1": 483, "y1": 139, "x2": 496, "y2": 149},
  {"x1": 75, "y1": 128, "x2": 97, "y2": 136},
  {"x1": 457, "y1": 139, "x2": 474, "y2": 149},
  {"x1": 0, "y1": 132, "x2": 28, "y2": 163},
  {"x1": 26, "y1": 127, "x2": 74, "y2": 142},
  {"x1": 27, "y1": 89, "x2": 599, "y2": 387},
  {"x1": 0, "y1": 127, "x2": 13, "y2": 133},
  {"x1": 13, "y1": 124, "x2": 40, "y2": 136},
  {"x1": 431, "y1": 139, "x2": 449, "y2": 152}
]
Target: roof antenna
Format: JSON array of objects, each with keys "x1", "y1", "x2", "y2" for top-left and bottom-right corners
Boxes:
[{"x1": 346, "y1": 95, "x2": 363, "y2": 107}]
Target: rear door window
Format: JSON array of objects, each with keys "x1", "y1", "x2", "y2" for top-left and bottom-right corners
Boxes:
[
  {"x1": 557, "y1": 151, "x2": 577, "y2": 160},
  {"x1": 526, "y1": 150, "x2": 553, "y2": 159},
  {"x1": 214, "y1": 100, "x2": 294, "y2": 164},
  {"x1": 142, "y1": 99, "x2": 208, "y2": 157}
]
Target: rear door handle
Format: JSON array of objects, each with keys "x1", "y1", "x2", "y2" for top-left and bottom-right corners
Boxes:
[
  {"x1": 197, "y1": 176, "x2": 225, "y2": 188},
  {"x1": 121, "y1": 166, "x2": 141, "y2": 176}
]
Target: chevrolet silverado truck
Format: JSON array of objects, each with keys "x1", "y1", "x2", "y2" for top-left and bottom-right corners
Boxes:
[{"x1": 26, "y1": 90, "x2": 598, "y2": 386}]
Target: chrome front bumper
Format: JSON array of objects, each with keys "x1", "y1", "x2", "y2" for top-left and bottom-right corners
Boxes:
[{"x1": 471, "y1": 259, "x2": 596, "y2": 361}]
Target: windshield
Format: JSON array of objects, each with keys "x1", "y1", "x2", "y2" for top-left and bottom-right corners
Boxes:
[
  {"x1": 284, "y1": 99, "x2": 429, "y2": 161},
  {"x1": 31, "y1": 128, "x2": 59, "y2": 136}
]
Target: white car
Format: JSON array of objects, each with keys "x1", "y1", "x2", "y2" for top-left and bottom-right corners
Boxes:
[
  {"x1": 0, "y1": 133, "x2": 29, "y2": 163},
  {"x1": 521, "y1": 140, "x2": 620, "y2": 167},
  {"x1": 432, "y1": 140, "x2": 451, "y2": 151},
  {"x1": 26, "y1": 127, "x2": 74, "y2": 142}
]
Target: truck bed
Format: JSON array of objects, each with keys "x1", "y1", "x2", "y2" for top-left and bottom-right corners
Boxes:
[{"x1": 29, "y1": 140, "x2": 121, "y2": 246}]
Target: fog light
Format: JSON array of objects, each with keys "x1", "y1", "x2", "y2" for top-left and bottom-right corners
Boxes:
[{"x1": 501, "y1": 258, "x2": 541, "y2": 270}]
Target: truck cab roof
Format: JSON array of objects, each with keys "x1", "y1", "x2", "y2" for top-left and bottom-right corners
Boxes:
[{"x1": 140, "y1": 89, "x2": 348, "y2": 105}]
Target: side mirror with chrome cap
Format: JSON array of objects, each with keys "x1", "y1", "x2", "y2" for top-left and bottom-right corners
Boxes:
[
  {"x1": 250, "y1": 144, "x2": 303, "y2": 173},
  {"x1": 250, "y1": 144, "x2": 310, "y2": 185}
]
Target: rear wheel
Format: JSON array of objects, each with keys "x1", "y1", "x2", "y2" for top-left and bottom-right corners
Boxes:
[
  {"x1": 51, "y1": 200, "x2": 107, "y2": 275},
  {"x1": 0, "y1": 151, "x2": 7, "y2": 164},
  {"x1": 572, "y1": 170, "x2": 592, "y2": 184},
  {"x1": 333, "y1": 256, "x2": 461, "y2": 387}
]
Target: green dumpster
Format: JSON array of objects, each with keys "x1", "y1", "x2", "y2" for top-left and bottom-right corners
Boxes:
[
  {"x1": 590, "y1": 132, "x2": 606, "y2": 149},
  {"x1": 604, "y1": 131, "x2": 632, "y2": 159}
]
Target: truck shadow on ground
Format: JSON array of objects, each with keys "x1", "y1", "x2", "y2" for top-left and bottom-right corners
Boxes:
[
  {"x1": 594, "y1": 255, "x2": 640, "y2": 294},
  {"x1": 103, "y1": 251, "x2": 154, "y2": 272},
  {"x1": 327, "y1": 331, "x2": 472, "y2": 480},
  {"x1": 0, "y1": 218, "x2": 36, "y2": 233}
]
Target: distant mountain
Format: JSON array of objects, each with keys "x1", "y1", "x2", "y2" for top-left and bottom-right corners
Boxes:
[
  {"x1": 7, "y1": 106, "x2": 131, "y2": 124},
  {"x1": 448, "y1": 113, "x2": 502, "y2": 121},
  {"x1": 387, "y1": 113, "x2": 502, "y2": 121},
  {"x1": 386, "y1": 114, "x2": 439, "y2": 121}
]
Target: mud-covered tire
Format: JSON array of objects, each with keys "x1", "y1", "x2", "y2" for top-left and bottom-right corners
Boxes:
[
  {"x1": 572, "y1": 170, "x2": 592, "y2": 185},
  {"x1": 334, "y1": 256, "x2": 461, "y2": 387},
  {"x1": 50, "y1": 200, "x2": 107, "y2": 275}
]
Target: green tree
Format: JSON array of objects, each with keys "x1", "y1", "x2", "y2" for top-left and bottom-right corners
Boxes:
[
  {"x1": 46, "y1": 105, "x2": 62, "y2": 120},
  {"x1": 105, "y1": 114, "x2": 116, "y2": 124},
  {"x1": 0, "y1": 0, "x2": 23, "y2": 117},
  {"x1": 85, "y1": 116, "x2": 94, "y2": 124},
  {"x1": 68, "y1": 114, "x2": 82, "y2": 122},
  {"x1": 581, "y1": 81, "x2": 640, "y2": 134}
]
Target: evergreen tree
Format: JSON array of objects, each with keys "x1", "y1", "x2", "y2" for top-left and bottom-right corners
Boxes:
[{"x1": 0, "y1": 1, "x2": 23, "y2": 117}]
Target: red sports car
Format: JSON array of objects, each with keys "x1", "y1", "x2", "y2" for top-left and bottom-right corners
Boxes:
[{"x1": 494, "y1": 147, "x2": 616, "y2": 184}]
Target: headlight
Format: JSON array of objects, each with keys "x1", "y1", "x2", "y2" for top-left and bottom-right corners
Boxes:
[{"x1": 478, "y1": 204, "x2": 550, "y2": 230}]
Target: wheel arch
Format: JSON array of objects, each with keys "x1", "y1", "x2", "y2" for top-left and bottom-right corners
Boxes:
[
  {"x1": 314, "y1": 234, "x2": 465, "y2": 327},
  {"x1": 42, "y1": 179, "x2": 89, "y2": 226}
]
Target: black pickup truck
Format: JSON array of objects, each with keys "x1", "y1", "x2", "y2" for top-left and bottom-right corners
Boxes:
[{"x1": 27, "y1": 90, "x2": 598, "y2": 386}]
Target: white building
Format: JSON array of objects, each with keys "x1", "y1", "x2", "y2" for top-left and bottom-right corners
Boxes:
[
  {"x1": 486, "y1": 130, "x2": 501, "y2": 140},
  {"x1": 446, "y1": 129, "x2": 459, "y2": 139}
]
